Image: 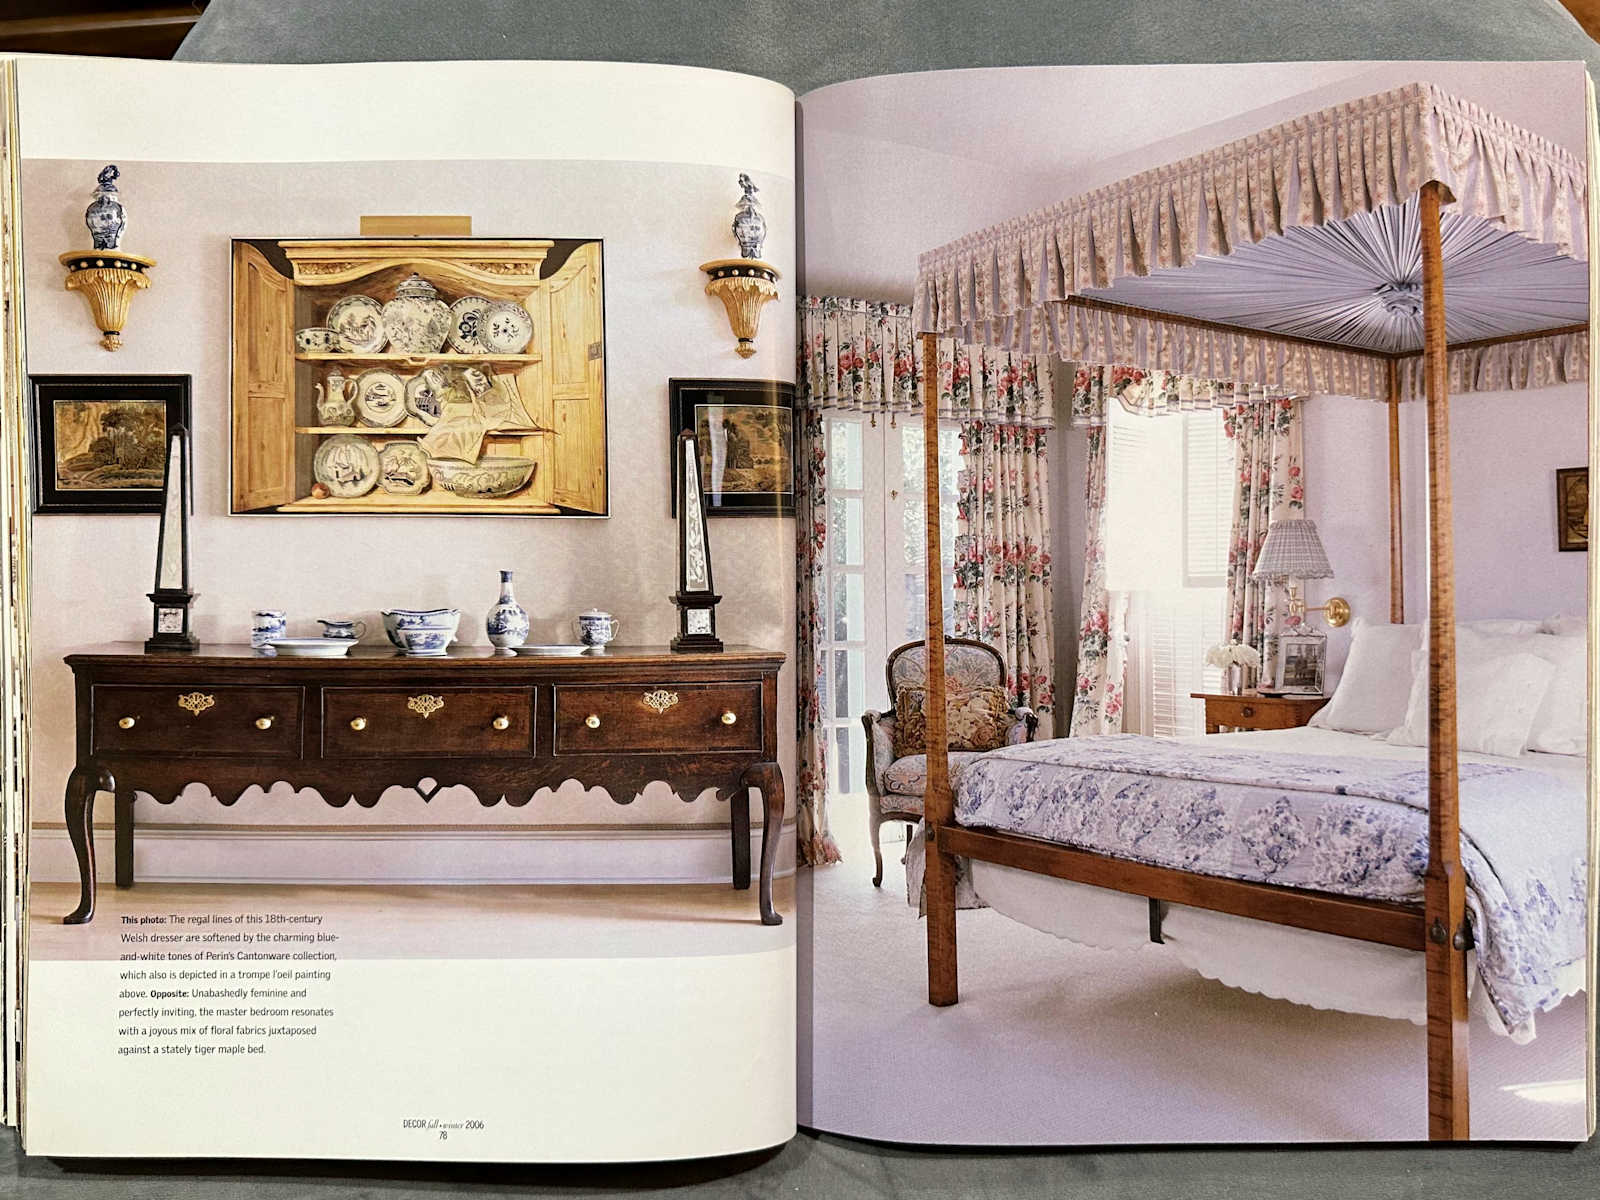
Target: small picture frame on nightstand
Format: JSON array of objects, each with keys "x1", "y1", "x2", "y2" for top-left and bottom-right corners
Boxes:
[{"x1": 1272, "y1": 633, "x2": 1326, "y2": 696}]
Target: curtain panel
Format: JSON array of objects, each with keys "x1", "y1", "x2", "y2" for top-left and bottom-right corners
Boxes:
[
  {"x1": 953, "y1": 421, "x2": 1056, "y2": 736},
  {"x1": 1065, "y1": 367, "x2": 1127, "y2": 735},
  {"x1": 793, "y1": 408, "x2": 839, "y2": 866},
  {"x1": 1223, "y1": 397, "x2": 1307, "y2": 685}
]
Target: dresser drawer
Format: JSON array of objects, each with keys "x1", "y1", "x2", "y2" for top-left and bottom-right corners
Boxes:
[
  {"x1": 91, "y1": 685, "x2": 303, "y2": 757},
  {"x1": 320, "y1": 687, "x2": 534, "y2": 758},
  {"x1": 553, "y1": 682, "x2": 762, "y2": 755},
  {"x1": 1203, "y1": 694, "x2": 1323, "y2": 730}
]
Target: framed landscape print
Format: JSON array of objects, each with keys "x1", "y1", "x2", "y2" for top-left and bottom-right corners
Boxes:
[
  {"x1": 30, "y1": 374, "x2": 191, "y2": 513},
  {"x1": 1556, "y1": 466, "x2": 1588, "y2": 551},
  {"x1": 669, "y1": 377, "x2": 795, "y2": 516}
]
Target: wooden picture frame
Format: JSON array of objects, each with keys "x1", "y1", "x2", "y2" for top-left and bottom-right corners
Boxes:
[
  {"x1": 30, "y1": 374, "x2": 191, "y2": 514},
  {"x1": 1556, "y1": 466, "x2": 1588, "y2": 551},
  {"x1": 1271, "y1": 632, "x2": 1326, "y2": 696},
  {"x1": 668, "y1": 377, "x2": 795, "y2": 516}
]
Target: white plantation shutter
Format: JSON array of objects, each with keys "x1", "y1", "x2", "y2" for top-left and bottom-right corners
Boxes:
[
  {"x1": 1182, "y1": 409, "x2": 1233, "y2": 587},
  {"x1": 1116, "y1": 408, "x2": 1232, "y2": 736}
]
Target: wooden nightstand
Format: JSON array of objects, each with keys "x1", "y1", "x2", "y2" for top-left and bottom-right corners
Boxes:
[{"x1": 1190, "y1": 691, "x2": 1327, "y2": 734}]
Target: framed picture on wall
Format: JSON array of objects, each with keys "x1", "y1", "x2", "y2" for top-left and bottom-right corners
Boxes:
[
  {"x1": 1271, "y1": 632, "x2": 1327, "y2": 696},
  {"x1": 30, "y1": 374, "x2": 192, "y2": 514},
  {"x1": 668, "y1": 378, "x2": 796, "y2": 517},
  {"x1": 1556, "y1": 466, "x2": 1588, "y2": 551}
]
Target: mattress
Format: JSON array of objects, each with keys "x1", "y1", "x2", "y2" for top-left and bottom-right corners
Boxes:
[{"x1": 959, "y1": 727, "x2": 1589, "y2": 1040}]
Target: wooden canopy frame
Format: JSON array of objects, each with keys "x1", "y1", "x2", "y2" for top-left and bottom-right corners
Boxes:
[{"x1": 917, "y1": 170, "x2": 1594, "y2": 1141}]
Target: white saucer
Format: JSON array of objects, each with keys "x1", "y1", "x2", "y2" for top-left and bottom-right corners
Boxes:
[
  {"x1": 264, "y1": 638, "x2": 356, "y2": 657},
  {"x1": 511, "y1": 644, "x2": 590, "y2": 656}
]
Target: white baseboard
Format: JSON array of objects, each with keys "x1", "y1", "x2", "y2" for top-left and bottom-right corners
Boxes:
[{"x1": 28, "y1": 822, "x2": 797, "y2": 886}]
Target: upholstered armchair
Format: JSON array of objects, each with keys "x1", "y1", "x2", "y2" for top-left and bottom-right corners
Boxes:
[{"x1": 860, "y1": 637, "x2": 1039, "y2": 887}]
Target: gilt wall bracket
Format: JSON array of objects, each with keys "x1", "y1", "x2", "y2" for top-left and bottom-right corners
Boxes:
[
  {"x1": 701, "y1": 258, "x2": 779, "y2": 359},
  {"x1": 60, "y1": 250, "x2": 155, "y2": 352}
]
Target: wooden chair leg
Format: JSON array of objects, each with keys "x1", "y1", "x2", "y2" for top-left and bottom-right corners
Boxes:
[{"x1": 869, "y1": 796, "x2": 885, "y2": 887}]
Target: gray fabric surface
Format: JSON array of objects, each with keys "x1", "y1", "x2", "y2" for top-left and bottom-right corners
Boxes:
[
  {"x1": 176, "y1": 0, "x2": 1600, "y2": 89},
  {"x1": 9, "y1": 0, "x2": 1593, "y2": 1194}
]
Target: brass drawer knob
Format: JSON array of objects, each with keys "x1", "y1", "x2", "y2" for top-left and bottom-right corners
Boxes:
[
  {"x1": 721, "y1": 711, "x2": 738, "y2": 726},
  {"x1": 255, "y1": 716, "x2": 275, "y2": 731},
  {"x1": 584, "y1": 714, "x2": 601, "y2": 729},
  {"x1": 117, "y1": 716, "x2": 136, "y2": 730},
  {"x1": 492, "y1": 715, "x2": 510, "y2": 731},
  {"x1": 349, "y1": 716, "x2": 368, "y2": 732},
  {"x1": 1240, "y1": 705, "x2": 1255, "y2": 718}
]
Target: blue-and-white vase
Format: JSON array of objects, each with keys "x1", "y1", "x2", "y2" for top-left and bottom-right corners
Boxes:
[
  {"x1": 486, "y1": 570, "x2": 529, "y2": 649},
  {"x1": 84, "y1": 165, "x2": 126, "y2": 251},
  {"x1": 732, "y1": 172, "x2": 766, "y2": 259}
]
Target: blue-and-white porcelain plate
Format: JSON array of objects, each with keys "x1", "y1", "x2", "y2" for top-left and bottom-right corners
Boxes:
[
  {"x1": 355, "y1": 369, "x2": 407, "y2": 427},
  {"x1": 325, "y1": 294, "x2": 386, "y2": 353}
]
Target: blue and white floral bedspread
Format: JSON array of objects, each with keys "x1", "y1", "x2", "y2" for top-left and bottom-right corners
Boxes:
[{"x1": 953, "y1": 735, "x2": 1588, "y2": 1039}]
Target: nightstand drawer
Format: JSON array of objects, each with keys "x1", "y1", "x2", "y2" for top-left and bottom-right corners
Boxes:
[{"x1": 1192, "y1": 691, "x2": 1326, "y2": 732}]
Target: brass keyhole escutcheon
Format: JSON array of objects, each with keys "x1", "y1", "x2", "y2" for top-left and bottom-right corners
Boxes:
[
  {"x1": 255, "y1": 716, "x2": 274, "y2": 730},
  {"x1": 585, "y1": 714, "x2": 601, "y2": 729},
  {"x1": 642, "y1": 690, "x2": 679, "y2": 714},
  {"x1": 492, "y1": 716, "x2": 510, "y2": 731},
  {"x1": 349, "y1": 716, "x2": 368, "y2": 732},
  {"x1": 177, "y1": 692, "x2": 215, "y2": 716},
  {"x1": 721, "y1": 711, "x2": 738, "y2": 726},
  {"x1": 408, "y1": 694, "x2": 445, "y2": 719},
  {"x1": 117, "y1": 716, "x2": 136, "y2": 730}
]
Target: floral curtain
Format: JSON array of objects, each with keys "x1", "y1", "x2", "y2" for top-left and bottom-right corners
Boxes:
[
  {"x1": 793, "y1": 406, "x2": 840, "y2": 867},
  {"x1": 1223, "y1": 396, "x2": 1305, "y2": 687},
  {"x1": 1066, "y1": 366, "x2": 1128, "y2": 735},
  {"x1": 953, "y1": 420, "x2": 1055, "y2": 736}
]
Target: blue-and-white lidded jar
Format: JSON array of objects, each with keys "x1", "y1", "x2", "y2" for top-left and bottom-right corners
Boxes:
[
  {"x1": 251, "y1": 609, "x2": 287, "y2": 649},
  {"x1": 574, "y1": 608, "x2": 620, "y2": 648},
  {"x1": 84, "y1": 164, "x2": 126, "y2": 251},
  {"x1": 486, "y1": 570, "x2": 530, "y2": 649}
]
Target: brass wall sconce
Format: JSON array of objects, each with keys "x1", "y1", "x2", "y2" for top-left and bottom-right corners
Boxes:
[
  {"x1": 700, "y1": 258, "x2": 779, "y2": 358},
  {"x1": 60, "y1": 250, "x2": 155, "y2": 352}
]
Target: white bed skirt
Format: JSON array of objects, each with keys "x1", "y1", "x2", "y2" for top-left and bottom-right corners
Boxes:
[{"x1": 968, "y1": 861, "x2": 1519, "y2": 1034}]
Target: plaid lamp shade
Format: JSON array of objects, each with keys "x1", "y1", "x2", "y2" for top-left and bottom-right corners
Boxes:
[{"x1": 1251, "y1": 518, "x2": 1334, "y2": 581}]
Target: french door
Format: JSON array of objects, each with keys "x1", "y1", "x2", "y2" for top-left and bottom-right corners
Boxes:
[{"x1": 819, "y1": 414, "x2": 960, "y2": 797}]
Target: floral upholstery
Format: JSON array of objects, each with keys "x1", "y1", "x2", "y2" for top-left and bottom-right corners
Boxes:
[
  {"x1": 862, "y1": 638, "x2": 1040, "y2": 886},
  {"x1": 892, "y1": 684, "x2": 1012, "y2": 759}
]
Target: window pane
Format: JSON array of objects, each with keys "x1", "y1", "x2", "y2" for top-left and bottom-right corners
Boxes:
[
  {"x1": 831, "y1": 571, "x2": 864, "y2": 642},
  {"x1": 830, "y1": 495, "x2": 864, "y2": 566},
  {"x1": 832, "y1": 648, "x2": 852, "y2": 719},
  {"x1": 846, "y1": 648, "x2": 866, "y2": 717},
  {"x1": 846, "y1": 723, "x2": 866, "y2": 795},
  {"x1": 829, "y1": 418, "x2": 863, "y2": 491},
  {"x1": 834, "y1": 725, "x2": 854, "y2": 795}
]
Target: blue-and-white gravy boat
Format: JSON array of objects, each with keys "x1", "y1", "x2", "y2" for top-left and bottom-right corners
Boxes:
[{"x1": 381, "y1": 608, "x2": 461, "y2": 654}]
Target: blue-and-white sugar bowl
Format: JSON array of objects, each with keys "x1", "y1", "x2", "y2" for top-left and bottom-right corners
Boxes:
[{"x1": 381, "y1": 607, "x2": 461, "y2": 656}]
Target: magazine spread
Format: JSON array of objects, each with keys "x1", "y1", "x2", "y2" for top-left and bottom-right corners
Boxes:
[{"x1": 0, "y1": 51, "x2": 1593, "y2": 1158}]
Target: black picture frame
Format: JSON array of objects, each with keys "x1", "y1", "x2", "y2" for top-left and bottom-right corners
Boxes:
[
  {"x1": 1556, "y1": 466, "x2": 1588, "y2": 552},
  {"x1": 30, "y1": 374, "x2": 192, "y2": 514},
  {"x1": 668, "y1": 377, "x2": 795, "y2": 517}
]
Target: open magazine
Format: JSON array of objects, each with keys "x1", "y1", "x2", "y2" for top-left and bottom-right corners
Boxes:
[{"x1": 0, "y1": 52, "x2": 1592, "y2": 1158}]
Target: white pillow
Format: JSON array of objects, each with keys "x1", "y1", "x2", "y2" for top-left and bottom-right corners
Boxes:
[
  {"x1": 1308, "y1": 619, "x2": 1421, "y2": 734},
  {"x1": 1464, "y1": 618, "x2": 1544, "y2": 636},
  {"x1": 1456, "y1": 630, "x2": 1586, "y2": 756},
  {"x1": 1542, "y1": 613, "x2": 1586, "y2": 638},
  {"x1": 1387, "y1": 628, "x2": 1557, "y2": 758}
]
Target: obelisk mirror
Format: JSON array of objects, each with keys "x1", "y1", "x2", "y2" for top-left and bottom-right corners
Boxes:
[
  {"x1": 145, "y1": 423, "x2": 198, "y2": 652},
  {"x1": 670, "y1": 429, "x2": 723, "y2": 652}
]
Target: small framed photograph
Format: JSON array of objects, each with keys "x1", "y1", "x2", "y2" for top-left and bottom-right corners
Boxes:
[
  {"x1": 1556, "y1": 466, "x2": 1588, "y2": 552},
  {"x1": 30, "y1": 375, "x2": 191, "y2": 514},
  {"x1": 668, "y1": 378, "x2": 795, "y2": 517},
  {"x1": 1272, "y1": 633, "x2": 1326, "y2": 696}
]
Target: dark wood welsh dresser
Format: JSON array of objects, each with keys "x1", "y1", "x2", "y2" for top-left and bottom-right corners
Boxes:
[{"x1": 60, "y1": 644, "x2": 787, "y2": 925}]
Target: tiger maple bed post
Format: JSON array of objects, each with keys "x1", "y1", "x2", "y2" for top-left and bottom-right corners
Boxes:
[
  {"x1": 922, "y1": 330, "x2": 960, "y2": 1006},
  {"x1": 1418, "y1": 179, "x2": 1471, "y2": 1140}
]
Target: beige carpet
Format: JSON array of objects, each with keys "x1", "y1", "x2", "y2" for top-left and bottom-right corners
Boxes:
[{"x1": 806, "y1": 796, "x2": 1589, "y2": 1143}]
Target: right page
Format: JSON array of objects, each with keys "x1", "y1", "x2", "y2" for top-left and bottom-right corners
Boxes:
[{"x1": 796, "y1": 59, "x2": 1595, "y2": 1144}]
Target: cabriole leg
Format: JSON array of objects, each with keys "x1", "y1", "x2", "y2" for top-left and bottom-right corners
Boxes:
[
  {"x1": 63, "y1": 762, "x2": 113, "y2": 924},
  {"x1": 742, "y1": 761, "x2": 785, "y2": 925}
]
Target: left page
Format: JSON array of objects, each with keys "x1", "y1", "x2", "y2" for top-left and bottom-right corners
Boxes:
[{"x1": 10, "y1": 53, "x2": 799, "y2": 1161}]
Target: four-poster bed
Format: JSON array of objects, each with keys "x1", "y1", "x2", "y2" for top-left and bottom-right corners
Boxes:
[{"x1": 910, "y1": 82, "x2": 1594, "y2": 1141}]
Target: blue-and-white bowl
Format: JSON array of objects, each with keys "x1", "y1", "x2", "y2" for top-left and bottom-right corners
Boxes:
[
  {"x1": 381, "y1": 607, "x2": 461, "y2": 651},
  {"x1": 394, "y1": 627, "x2": 453, "y2": 657}
]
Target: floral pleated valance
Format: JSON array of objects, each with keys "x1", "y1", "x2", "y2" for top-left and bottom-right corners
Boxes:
[
  {"x1": 799, "y1": 296, "x2": 1053, "y2": 428},
  {"x1": 913, "y1": 83, "x2": 1587, "y2": 395},
  {"x1": 1066, "y1": 362, "x2": 1293, "y2": 427},
  {"x1": 1396, "y1": 327, "x2": 1589, "y2": 400}
]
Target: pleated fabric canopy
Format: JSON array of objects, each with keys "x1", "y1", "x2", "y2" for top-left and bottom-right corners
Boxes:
[{"x1": 913, "y1": 82, "x2": 1589, "y2": 399}]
